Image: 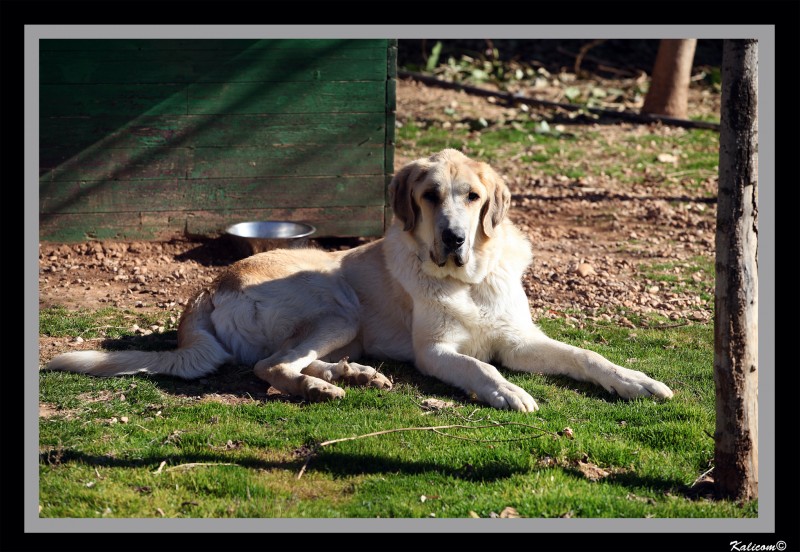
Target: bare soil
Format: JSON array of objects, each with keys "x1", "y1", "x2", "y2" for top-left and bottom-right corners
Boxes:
[{"x1": 38, "y1": 76, "x2": 719, "y2": 367}]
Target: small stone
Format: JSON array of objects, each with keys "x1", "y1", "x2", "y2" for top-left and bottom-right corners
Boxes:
[
  {"x1": 499, "y1": 506, "x2": 520, "y2": 518},
  {"x1": 619, "y1": 316, "x2": 636, "y2": 329},
  {"x1": 71, "y1": 336, "x2": 84, "y2": 344},
  {"x1": 120, "y1": 416, "x2": 129, "y2": 424},
  {"x1": 575, "y1": 263, "x2": 595, "y2": 278}
]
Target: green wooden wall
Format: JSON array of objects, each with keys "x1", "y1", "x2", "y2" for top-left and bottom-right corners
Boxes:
[{"x1": 39, "y1": 39, "x2": 397, "y2": 241}]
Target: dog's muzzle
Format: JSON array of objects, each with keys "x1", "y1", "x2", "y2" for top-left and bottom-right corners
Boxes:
[{"x1": 431, "y1": 227, "x2": 468, "y2": 267}]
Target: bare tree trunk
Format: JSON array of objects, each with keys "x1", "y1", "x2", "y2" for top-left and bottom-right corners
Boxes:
[
  {"x1": 642, "y1": 39, "x2": 698, "y2": 118},
  {"x1": 714, "y1": 39, "x2": 758, "y2": 501}
]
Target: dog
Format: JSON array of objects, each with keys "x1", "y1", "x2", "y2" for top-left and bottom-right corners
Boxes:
[{"x1": 46, "y1": 149, "x2": 673, "y2": 411}]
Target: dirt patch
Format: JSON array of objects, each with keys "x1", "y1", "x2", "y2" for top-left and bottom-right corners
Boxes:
[{"x1": 39, "y1": 402, "x2": 80, "y2": 420}]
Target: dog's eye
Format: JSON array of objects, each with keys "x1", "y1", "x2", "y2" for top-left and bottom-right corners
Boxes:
[
  {"x1": 422, "y1": 190, "x2": 439, "y2": 203},
  {"x1": 467, "y1": 192, "x2": 480, "y2": 202}
]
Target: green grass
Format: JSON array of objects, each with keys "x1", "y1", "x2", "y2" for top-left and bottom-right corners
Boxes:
[
  {"x1": 40, "y1": 306, "x2": 179, "y2": 339},
  {"x1": 39, "y1": 307, "x2": 751, "y2": 518},
  {"x1": 637, "y1": 255, "x2": 716, "y2": 305}
]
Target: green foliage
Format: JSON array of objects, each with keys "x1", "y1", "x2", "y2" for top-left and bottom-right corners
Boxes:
[{"x1": 425, "y1": 41, "x2": 443, "y2": 73}]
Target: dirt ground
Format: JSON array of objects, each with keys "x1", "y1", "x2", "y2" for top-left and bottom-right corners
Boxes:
[{"x1": 38, "y1": 76, "x2": 719, "y2": 367}]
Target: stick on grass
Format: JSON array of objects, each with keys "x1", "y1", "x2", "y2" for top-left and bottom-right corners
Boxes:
[{"x1": 296, "y1": 422, "x2": 560, "y2": 479}]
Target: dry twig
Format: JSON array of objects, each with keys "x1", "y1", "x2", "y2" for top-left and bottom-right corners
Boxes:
[
  {"x1": 163, "y1": 462, "x2": 239, "y2": 472},
  {"x1": 296, "y1": 422, "x2": 560, "y2": 480}
]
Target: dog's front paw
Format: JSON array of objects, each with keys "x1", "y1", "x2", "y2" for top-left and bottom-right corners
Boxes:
[
  {"x1": 483, "y1": 381, "x2": 539, "y2": 412},
  {"x1": 604, "y1": 367, "x2": 673, "y2": 400}
]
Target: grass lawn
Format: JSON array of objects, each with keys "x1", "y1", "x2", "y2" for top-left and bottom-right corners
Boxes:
[{"x1": 39, "y1": 309, "x2": 753, "y2": 518}]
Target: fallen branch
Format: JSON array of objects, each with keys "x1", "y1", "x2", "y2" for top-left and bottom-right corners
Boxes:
[
  {"x1": 152, "y1": 461, "x2": 239, "y2": 474},
  {"x1": 398, "y1": 70, "x2": 720, "y2": 131},
  {"x1": 165, "y1": 462, "x2": 239, "y2": 472},
  {"x1": 641, "y1": 321, "x2": 691, "y2": 330},
  {"x1": 556, "y1": 45, "x2": 639, "y2": 78},
  {"x1": 296, "y1": 422, "x2": 559, "y2": 480},
  {"x1": 572, "y1": 39, "x2": 607, "y2": 75}
]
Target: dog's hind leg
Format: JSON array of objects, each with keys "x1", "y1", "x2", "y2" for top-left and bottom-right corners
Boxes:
[
  {"x1": 252, "y1": 316, "x2": 369, "y2": 402},
  {"x1": 301, "y1": 359, "x2": 393, "y2": 390},
  {"x1": 255, "y1": 354, "x2": 346, "y2": 402}
]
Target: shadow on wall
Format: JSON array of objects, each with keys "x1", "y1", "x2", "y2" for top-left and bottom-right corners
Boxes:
[{"x1": 39, "y1": 39, "x2": 391, "y2": 241}]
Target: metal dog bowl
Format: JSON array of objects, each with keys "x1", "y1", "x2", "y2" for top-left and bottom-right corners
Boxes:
[{"x1": 225, "y1": 221, "x2": 316, "y2": 255}]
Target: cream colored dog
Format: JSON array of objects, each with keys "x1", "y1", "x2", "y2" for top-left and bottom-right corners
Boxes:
[{"x1": 47, "y1": 149, "x2": 673, "y2": 411}]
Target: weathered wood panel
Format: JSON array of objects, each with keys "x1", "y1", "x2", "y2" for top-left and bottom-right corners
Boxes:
[
  {"x1": 41, "y1": 84, "x2": 189, "y2": 117},
  {"x1": 187, "y1": 144, "x2": 383, "y2": 179},
  {"x1": 40, "y1": 176, "x2": 386, "y2": 214},
  {"x1": 41, "y1": 48, "x2": 388, "y2": 84},
  {"x1": 41, "y1": 81, "x2": 386, "y2": 117},
  {"x1": 384, "y1": 42, "x2": 398, "y2": 232},
  {"x1": 40, "y1": 113, "x2": 388, "y2": 150},
  {"x1": 40, "y1": 39, "x2": 382, "y2": 52},
  {"x1": 39, "y1": 39, "x2": 396, "y2": 242},
  {"x1": 187, "y1": 81, "x2": 387, "y2": 115},
  {"x1": 41, "y1": 144, "x2": 383, "y2": 182},
  {"x1": 41, "y1": 147, "x2": 189, "y2": 181},
  {"x1": 40, "y1": 206, "x2": 386, "y2": 241}
]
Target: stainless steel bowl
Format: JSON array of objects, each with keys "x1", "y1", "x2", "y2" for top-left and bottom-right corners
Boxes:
[{"x1": 225, "y1": 221, "x2": 316, "y2": 256}]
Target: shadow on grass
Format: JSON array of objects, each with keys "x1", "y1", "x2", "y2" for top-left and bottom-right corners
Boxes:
[
  {"x1": 48, "y1": 331, "x2": 476, "y2": 405},
  {"x1": 38, "y1": 446, "x2": 693, "y2": 496},
  {"x1": 48, "y1": 330, "x2": 633, "y2": 407}
]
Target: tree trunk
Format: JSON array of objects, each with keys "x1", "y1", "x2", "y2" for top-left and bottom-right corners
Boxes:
[
  {"x1": 713, "y1": 39, "x2": 758, "y2": 501},
  {"x1": 642, "y1": 39, "x2": 698, "y2": 118}
]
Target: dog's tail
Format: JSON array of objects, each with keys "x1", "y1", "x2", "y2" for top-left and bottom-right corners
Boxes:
[{"x1": 44, "y1": 291, "x2": 233, "y2": 380}]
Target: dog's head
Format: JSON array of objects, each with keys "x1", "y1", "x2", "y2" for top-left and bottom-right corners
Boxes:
[{"x1": 388, "y1": 149, "x2": 511, "y2": 278}]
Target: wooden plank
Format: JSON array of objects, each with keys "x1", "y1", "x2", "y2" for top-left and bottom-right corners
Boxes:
[
  {"x1": 40, "y1": 113, "x2": 388, "y2": 149},
  {"x1": 40, "y1": 176, "x2": 386, "y2": 214},
  {"x1": 39, "y1": 206, "x2": 386, "y2": 241},
  {"x1": 41, "y1": 143, "x2": 384, "y2": 182},
  {"x1": 40, "y1": 39, "x2": 389, "y2": 53},
  {"x1": 188, "y1": 81, "x2": 386, "y2": 115},
  {"x1": 40, "y1": 84, "x2": 188, "y2": 117},
  {"x1": 40, "y1": 52, "x2": 388, "y2": 84},
  {"x1": 384, "y1": 41, "x2": 398, "y2": 181},
  {"x1": 40, "y1": 147, "x2": 190, "y2": 182},
  {"x1": 41, "y1": 80, "x2": 387, "y2": 117},
  {"x1": 187, "y1": 144, "x2": 384, "y2": 179}
]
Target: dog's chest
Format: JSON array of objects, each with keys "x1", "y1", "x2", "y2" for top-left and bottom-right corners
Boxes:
[{"x1": 427, "y1": 273, "x2": 527, "y2": 358}]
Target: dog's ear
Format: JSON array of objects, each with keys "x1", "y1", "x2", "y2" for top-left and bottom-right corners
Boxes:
[
  {"x1": 475, "y1": 162, "x2": 511, "y2": 238},
  {"x1": 388, "y1": 161, "x2": 427, "y2": 232}
]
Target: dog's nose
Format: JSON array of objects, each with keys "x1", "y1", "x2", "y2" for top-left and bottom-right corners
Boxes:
[{"x1": 442, "y1": 228, "x2": 466, "y2": 251}]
